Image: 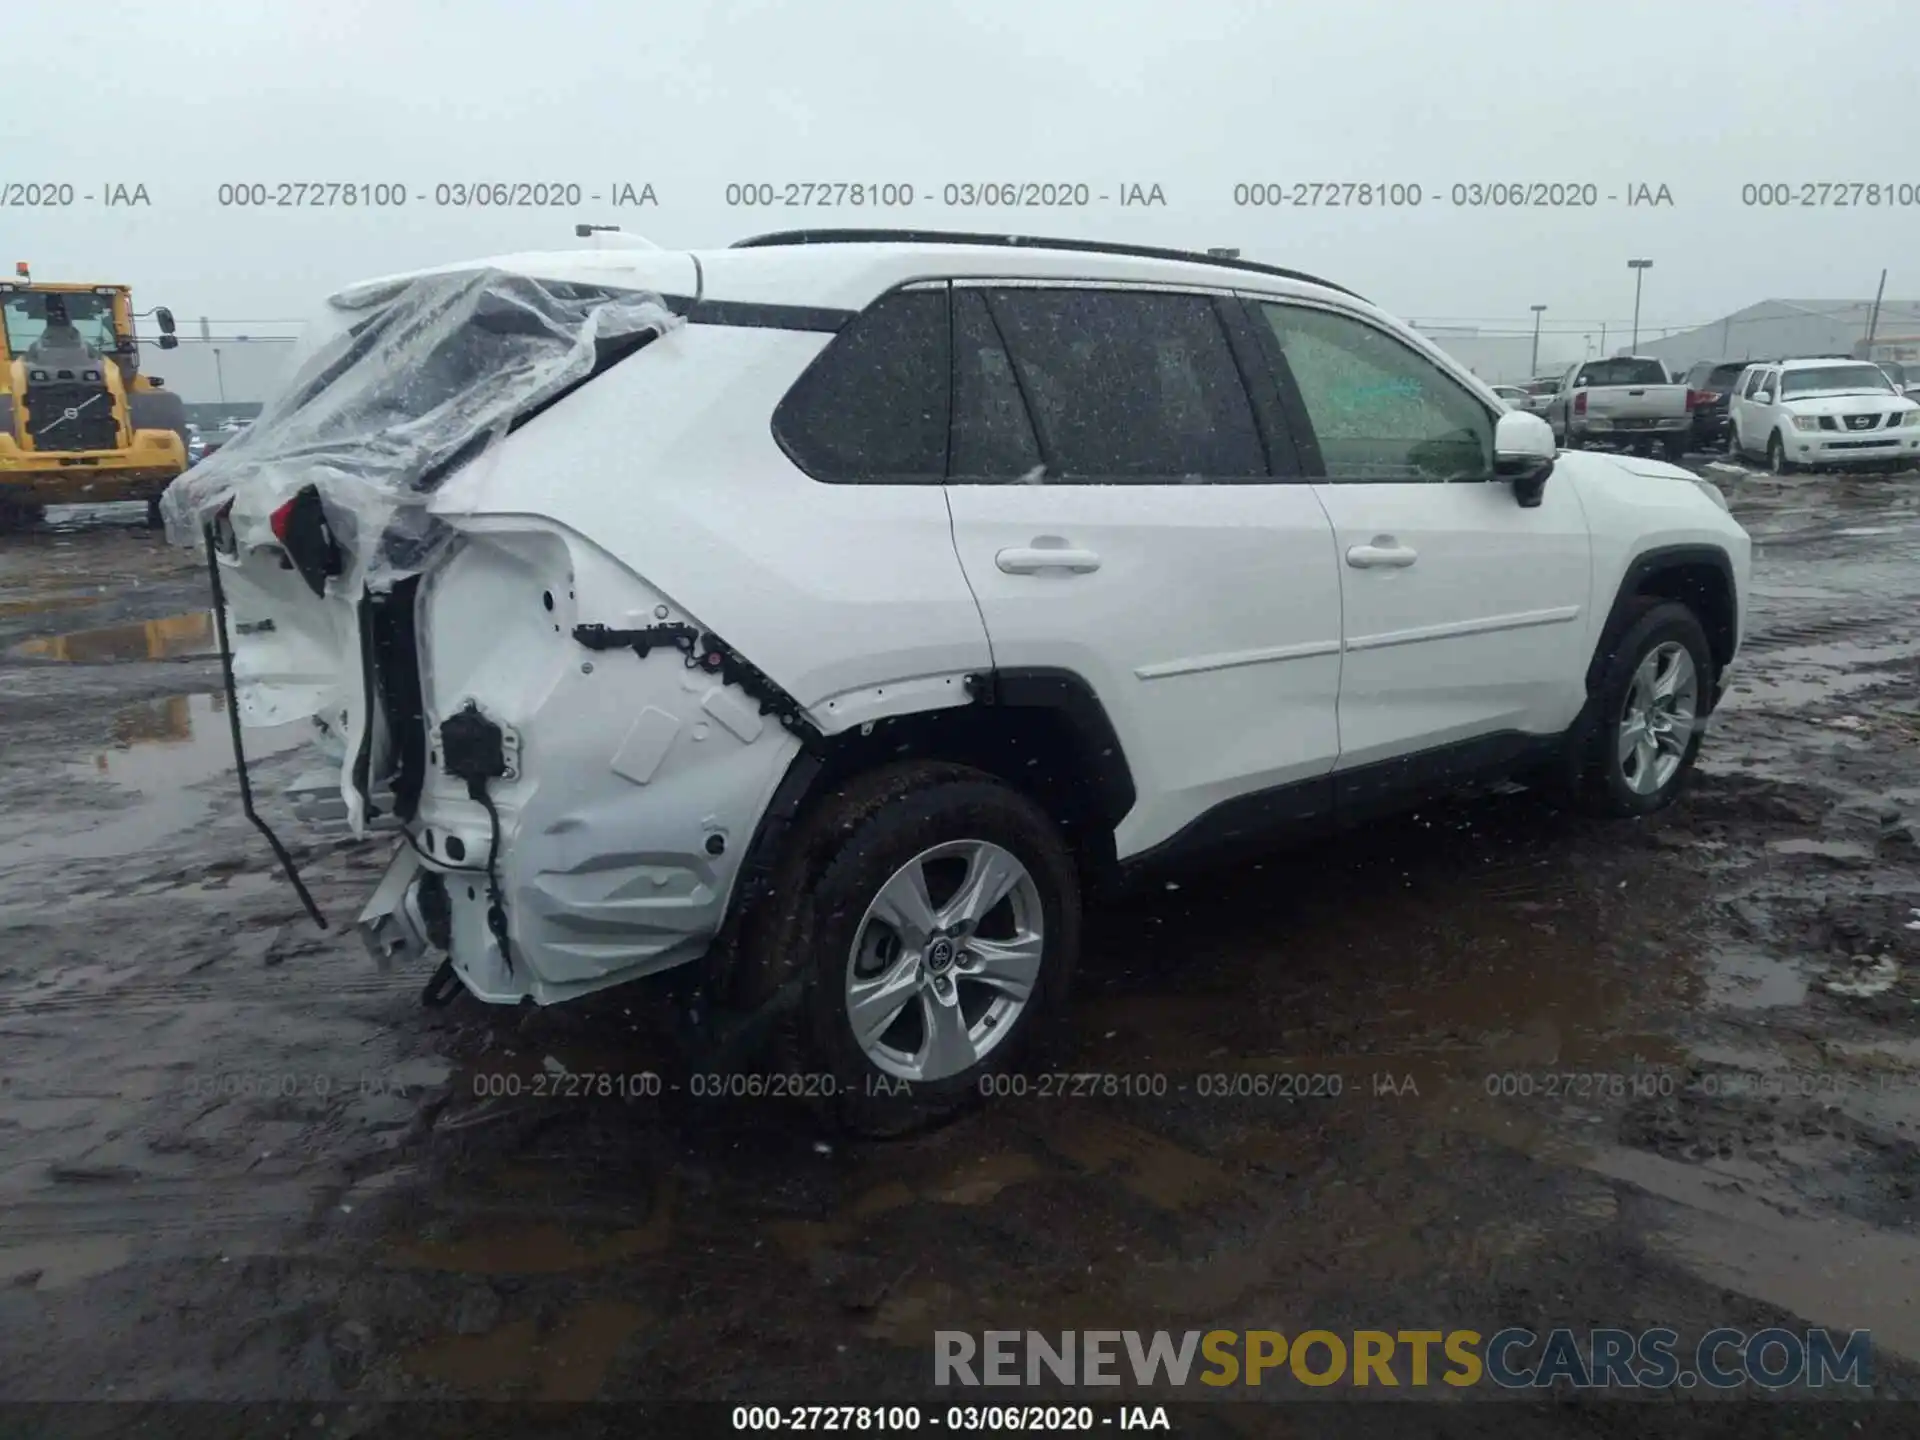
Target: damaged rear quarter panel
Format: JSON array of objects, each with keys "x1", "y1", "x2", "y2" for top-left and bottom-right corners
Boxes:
[
  {"x1": 416, "y1": 518, "x2": 805, "y2": 1003},
  {"x1": 426, "y1": 320, "x2": 994, "y2": 719}
]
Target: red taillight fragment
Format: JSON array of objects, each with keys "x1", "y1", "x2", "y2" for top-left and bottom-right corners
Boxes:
[
  {"x1": 1574, "y1": 391, "x2": 1588, "y2": 415},
  {"x1": 269, "y1": 497, "x2": 296, "y2": 543}
]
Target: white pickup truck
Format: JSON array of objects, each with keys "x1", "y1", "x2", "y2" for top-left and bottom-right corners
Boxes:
[{"x1": 1546, "y1": 356, "x2": 1692, "y2": 460}]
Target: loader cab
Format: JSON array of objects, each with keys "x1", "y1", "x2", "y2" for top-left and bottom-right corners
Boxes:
[
  {"x1": 2, "y1": 288, "x2": 121, "y2": 359},
  {"x1": 0, "y1": 285, "x2": 155, "y2": 386},
  {"x1": 0, "y1": 287, "x2": 133, "y2": 453}
]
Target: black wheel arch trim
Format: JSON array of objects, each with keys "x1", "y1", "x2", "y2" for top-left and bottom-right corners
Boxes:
[
  {"x1": 962, "y1": 666, "x2": 1137, "y2": 826},
  {"x1": 1585, "y1": 543, "x2": 1738, "y2": 704},
  {"x1": 706, "y1": 665, "x2": 1135, "y2": 987}
]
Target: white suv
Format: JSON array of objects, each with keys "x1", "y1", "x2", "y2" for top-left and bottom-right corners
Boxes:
[
  {"x1": 166, "y1": 230, "x2": 1751, "y2": 1129},
  {"x1": 1727, "y1": 356, "x2": 1920, "y2": 473}
]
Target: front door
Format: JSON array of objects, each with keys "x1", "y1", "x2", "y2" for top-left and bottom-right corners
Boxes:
[{"x1": 1245, "y1": 298, "x2": 1593, "y2": 788}]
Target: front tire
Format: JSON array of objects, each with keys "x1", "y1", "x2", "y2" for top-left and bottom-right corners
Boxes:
[
  {"x1": 1574, "y1": 601, "x2": 1713, "y2": 817},
  {"x1": 1767, "y1": 431, "x2": 1796, "y2": 475},
  {"x1": 740, "y1": 761, "x2": 1080, "y2": 1137}
]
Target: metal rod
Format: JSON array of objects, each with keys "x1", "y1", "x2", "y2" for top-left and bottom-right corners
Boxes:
[
  {"x1": 1864, "y1": 268, "x2": 1889, "y2": 355},
  {"x1": 204, "y1": 527, "x2": 328, "y2": 930}
]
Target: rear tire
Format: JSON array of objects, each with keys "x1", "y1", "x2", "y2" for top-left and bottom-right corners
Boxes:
[
  {"x1": 1662, "y1": 437, "x2": 1687, "y2": 463},
  {"x1": 736, "y1": 761, "x2": 1081, "y2": 1138},
  {"x1": 145, "y1": 497, "x2": 165, "y2": 530},
  {"x1": 1573, "y1": 601, "x2": 1714, "y2": 818}
]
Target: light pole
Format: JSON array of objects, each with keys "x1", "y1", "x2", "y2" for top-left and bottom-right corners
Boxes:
[
  {"x1": 1529, "y1": 304, "x2": 1547, "y2": 375},
  {"x1": 212, "y1": 347, "x2": 226, "y2": 405},
  {"x1": 1628, "y1": 259, "x2": 1653, "y2": 351}
]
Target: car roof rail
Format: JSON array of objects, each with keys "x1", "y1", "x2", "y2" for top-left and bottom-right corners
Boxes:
[{"x1": 728, "y1": 227, "x2": 1368, "y2": 302}]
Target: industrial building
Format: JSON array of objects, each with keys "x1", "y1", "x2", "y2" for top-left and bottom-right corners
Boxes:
[
  {"x1": 1634, "y1": 299, "x2": 1920, "y2": 375},
  {"x1": 1409, "y1": 326, "x2": 1582, "y2": 385}
]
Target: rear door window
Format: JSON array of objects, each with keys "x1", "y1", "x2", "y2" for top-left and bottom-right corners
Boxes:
[
  {"x1": 976, "y1": 288, "x2": 1267, "y2": 482},
  {"x1": 772, "y1": 286, "x2": 949, "y2": 483}
]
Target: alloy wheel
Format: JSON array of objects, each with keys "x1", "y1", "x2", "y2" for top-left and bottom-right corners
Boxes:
[
  {"x1": 843, "y1": 839, "x2": 1045, "y2": 1082},
  {"x1": 1617, "y1": 641, "x2": 1699, "y2": 796}
]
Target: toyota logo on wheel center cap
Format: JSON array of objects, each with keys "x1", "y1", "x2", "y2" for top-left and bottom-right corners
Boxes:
[{"x1": 927, "y1": 938, "x2": 955, "y2": 970}]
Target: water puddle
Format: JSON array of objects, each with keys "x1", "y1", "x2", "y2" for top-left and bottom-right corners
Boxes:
[
  {"x1": 0, "y1": 693, "x2": 308, "y2": 870},
  {"x1": 1701, "y1": 946, "x2": 1808, "y2": 1010},
  {"x1": 1767, "y1": 837, "x2": 1875, "y2": 863},
  {"x1": 387, "y1": 1212, "x2": 674, "y2": 1275},
  {"x1": 9, "y1": 609, "x2": 216, "y2": 663},
  {"x1": 401, "y1": 1299, "x2": 647, "y2": 1399},
  {"x1": 1583, "y1": 1145, "x2": 1920, "y2": 1367},
  {"x1": 0, "y1": 595, "x2": 98, "y2": 621}
]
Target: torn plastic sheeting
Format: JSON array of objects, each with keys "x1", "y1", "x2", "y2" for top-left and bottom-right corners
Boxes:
[{"x1": 161, "y1": 267, "x2": 680, "y2": 589}]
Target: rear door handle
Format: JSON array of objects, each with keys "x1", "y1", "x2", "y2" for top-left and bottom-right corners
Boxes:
[
  {"x1": 996, "y1": 546, "x2": 1102, "y2": 575},
  {"x1": 1346, "y1": 540, "x2": 1418, "y2": 569}
]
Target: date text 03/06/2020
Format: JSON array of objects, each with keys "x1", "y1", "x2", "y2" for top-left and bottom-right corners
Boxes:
[{"x1": 729, "y1": 1404, "x2": 1171, "y2": 1432}]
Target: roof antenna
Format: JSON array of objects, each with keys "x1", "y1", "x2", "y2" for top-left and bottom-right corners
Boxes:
[{"x1": 573, "y1": 223, "x2": 661, "y2": 251}]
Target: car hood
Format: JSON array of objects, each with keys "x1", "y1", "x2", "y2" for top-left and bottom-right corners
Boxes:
[
  {"x1": 1603, "y1": 455, "x2": 1697, "y2": 483},
  {"x1": 1779, "y1": 392, "x2": 1916, "y2": 416}
]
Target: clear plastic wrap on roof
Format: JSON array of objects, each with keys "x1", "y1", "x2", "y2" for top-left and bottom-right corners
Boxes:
[{"x1": 162, "y1": 266, "x2": 679, "y2": 589}]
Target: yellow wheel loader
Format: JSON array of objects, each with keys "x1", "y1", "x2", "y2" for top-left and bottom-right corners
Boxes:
[{"x1": 0, "y1": 265, "x2": 188, "y2": 529}]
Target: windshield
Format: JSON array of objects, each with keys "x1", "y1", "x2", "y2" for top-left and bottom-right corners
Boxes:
[
  {"x1": 1, "y1": 290, "x2": 120, "y2": 358},
  {"x1": 1781, "y1": 365, "x2": 1896, "y2": 399},
  {"x1": 1574, "y1": 359, "x2": 1668, "y2": 387},
  {"x1": 1524, "y1": 379, "x2": 1559, "y2": 395}
]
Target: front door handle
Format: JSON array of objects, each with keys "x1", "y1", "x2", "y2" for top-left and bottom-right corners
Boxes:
[
  {"x1": 996, "y1": 546, "x2": 1102, "y2": 575},
  {"x1": 1346, "y1": 539, "x2": 1418, "y2": 569}
]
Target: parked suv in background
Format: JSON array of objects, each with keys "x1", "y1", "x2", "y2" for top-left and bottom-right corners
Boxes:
[
  {"x1": 1878, "y1": 360, "x2": 1919, "y2": 397},
  {"x1": 171, "y1": 230, "x2": 1751, "y2": 1131},
  {"x1": 1680, "y1": 360, "x2": 1751, "y2": 452},
  {"x1": 1728, "y1": 357, "x2": 1920, "y2": 473}
]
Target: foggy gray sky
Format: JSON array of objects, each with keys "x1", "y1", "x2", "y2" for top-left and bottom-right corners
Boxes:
[{"x1": 8, "y1": 0, "x2": 1914, "y2": 345}]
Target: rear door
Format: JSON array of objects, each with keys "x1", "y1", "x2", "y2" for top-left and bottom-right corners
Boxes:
[
  {"x1": 942, "y1": 283, "x2": 1344, "y2": 859},
  {"x1": 1243, "y1": 297, "x2": 1592, "y2": 793}
]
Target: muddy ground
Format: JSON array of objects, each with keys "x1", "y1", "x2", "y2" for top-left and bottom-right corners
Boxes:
[{"x1": 1, "y1": 468, "x2": 1918, "y2": 1436}]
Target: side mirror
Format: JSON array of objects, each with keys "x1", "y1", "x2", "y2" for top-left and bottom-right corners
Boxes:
[
  {"x1": 158, "y1": 333, "x2": 179, "y2": 350},
  {"x1": 1492, "y1": 410, "x2": 1557, "y2": 508},
  {"x1": 1754, "y1": 391, "x2": 1772, "y2": 405},
  {"x1": 155, "y1": 307, "x2": 176, "y2": 335}
]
